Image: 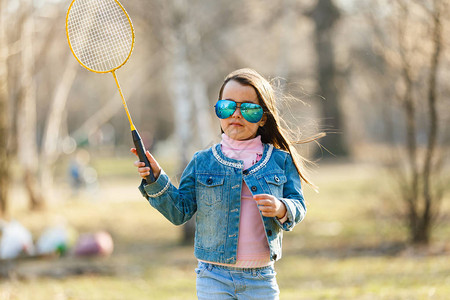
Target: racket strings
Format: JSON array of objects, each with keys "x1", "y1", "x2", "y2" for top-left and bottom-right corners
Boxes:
[{"x1": 67, "y1": 0, "x2": 133, "y2": 72}]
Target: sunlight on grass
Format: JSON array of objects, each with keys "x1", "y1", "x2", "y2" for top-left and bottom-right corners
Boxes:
[
  {"x1": 2, "y1": 162, "x2": 449, "y2": 300},
  {"x1": 278, "y1": 255, "x2": 450, "y2": 299}
]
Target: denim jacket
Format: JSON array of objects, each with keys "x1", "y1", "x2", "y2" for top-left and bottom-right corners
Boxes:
[{"x1": 138, "y1": 143, "x2": 306, "y2": 264}]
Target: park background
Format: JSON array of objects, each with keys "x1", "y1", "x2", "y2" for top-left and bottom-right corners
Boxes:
[{"x1": 0, "y1": 0, "x2": 449, "y2": 299}]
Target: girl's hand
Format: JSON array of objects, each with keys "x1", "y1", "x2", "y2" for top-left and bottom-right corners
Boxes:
[
  {"x1": 254, "y1": 194, "x2": 287, "y2": 219},
  {"x1": 130, "y1": 148, "x2": 162, "y2": 181}
]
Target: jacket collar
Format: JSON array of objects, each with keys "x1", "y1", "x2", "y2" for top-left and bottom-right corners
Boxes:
[{"x1": 212, "y1": 143, "x2": 274, "y2": 174}]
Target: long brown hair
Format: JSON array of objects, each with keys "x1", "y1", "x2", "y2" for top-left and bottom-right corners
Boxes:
[{"x1": 218, "y1": 68, "x2": 322, "y2": 188}]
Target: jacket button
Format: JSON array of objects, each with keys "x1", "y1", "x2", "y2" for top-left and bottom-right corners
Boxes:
[
  {"x1": 267, "y1": 230, "x2": 272, "y2": 236},
  {"x1": 274, "y1": 175, "x2": 280, "y2": 182},
  {"x1": 243, "y1": 170, "x2": 249, "y2": 175},
  {"x1": 206, "y1": 178, "x2": 213, "y2": 184},
  {"x1": 251, "y1": 186, "x2": 257, "y2": 192}
]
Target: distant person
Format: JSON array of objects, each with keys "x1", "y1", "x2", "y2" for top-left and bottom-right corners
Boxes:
[
  {"x1": 132, "y1": 68, "x2": 319, "y2": 299},
  {"x1": 69, "y1": 157, "x2": 84, "y2": 194},
  {"x1": 69, "y1": 149, "x2": 97, "y2": 196}
]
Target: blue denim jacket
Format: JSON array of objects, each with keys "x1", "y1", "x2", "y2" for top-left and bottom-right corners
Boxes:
[{"x1": 138, "y1": 143, "x2": 306, "y2": 264}]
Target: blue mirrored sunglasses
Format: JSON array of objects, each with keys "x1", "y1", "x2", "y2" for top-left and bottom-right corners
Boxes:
[{"x1": 214, "y1": 100, "x2": 264, "y2": 123}]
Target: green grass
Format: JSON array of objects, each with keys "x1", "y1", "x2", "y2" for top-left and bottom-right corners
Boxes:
[{"x1": 1, "y1": 161, "x2": 449, "y2": 299}]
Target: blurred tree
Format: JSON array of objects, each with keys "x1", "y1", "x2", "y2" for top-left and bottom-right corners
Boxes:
[
  {"x1": 40, "y1": 59, "x2": 78, "y2": 197},
  {"x1": 17, "y1": 0, "x2": 45, "y2": 210},
  {"x1": 369, "y1": 0, "x2": 448, "y2": 245},
  {"x1": 157, "y1": 0, "x2": 218, "y2": 244},
  {"x1": 0, "y1": 0, "x2": 10, "y2": 217},
  {"x1": 309, "y1": 0, "x2": 348, "y2": 157},
  {"x1": 4, "y1": 0, "x2": 79, "y2": 211},
  {"x1": 400, "y1": 0, "x2": 445, "y2": 245}
]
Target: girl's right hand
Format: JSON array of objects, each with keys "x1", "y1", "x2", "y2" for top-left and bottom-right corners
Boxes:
[{"x1": 130, "y1": 148, "x2": 162, "y2": 181}]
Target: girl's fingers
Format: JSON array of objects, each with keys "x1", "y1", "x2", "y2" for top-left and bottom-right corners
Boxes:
[
  {"x1": 258, "y1": 205, "x2": 273, "y2": 212},
  {"x1": 254, "y1": 195, "x2": 275, "y2": 208},
  {"x1": 130, "y1": 148, "x2": 162, "y2": 179},
  {"x1": 134, "y1": 160, "x2": 145, "y2": 167},
  {"x1": 258, "y1": 207, "x2": 275, "y2": 217},
  {"x1": 138, "y1": 166, "x2": 150, "y2": 173},
  {"x1": 255, "y1": 199, "x2": 272, "y2": 206},
  {"x1": 145, "y1": 150, "x2": 154, "y2": 162},
  {"x1": 131, "y1": 148, "x2": 156, "y2": 165},
  {"x1": 139, "y1": 168, "x2": 151, "y2": 177},
  {"x1": 145, "y1": 150, "x2": 162, "y2": 178},
  {"x1": 253, "y1": 194, "x2": 273, "y2": 200},
  {"x1": 254, "y1": 194, "x2": 286, "y2": 218},
  {"x1": 255, "y1": 198, "x2": 275, "y2": 216}
]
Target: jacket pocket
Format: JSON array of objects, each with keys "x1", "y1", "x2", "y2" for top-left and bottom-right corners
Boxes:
[
  {"x1": 196, "y1": 174, "x2": 227, "y2": 251},
  {"x1": 263, "y1": 173, "x2": 286, "y2": 198},
  {"x1": 197, "y1": 174, "x2": 225, "y2": 206}
]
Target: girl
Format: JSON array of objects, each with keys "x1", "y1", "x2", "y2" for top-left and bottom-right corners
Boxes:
[{"x1": 132, "y1": 68, "x2": 312, "y2": 300}]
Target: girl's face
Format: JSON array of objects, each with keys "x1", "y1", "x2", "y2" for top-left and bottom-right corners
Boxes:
[{"x1": 219, "y1": 80, "x2": 266, "y2": 141}]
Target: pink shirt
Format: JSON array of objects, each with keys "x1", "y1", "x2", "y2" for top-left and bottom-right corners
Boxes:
[{"x1": 220, "y1": 134, "x2": 271, "y2": 267}]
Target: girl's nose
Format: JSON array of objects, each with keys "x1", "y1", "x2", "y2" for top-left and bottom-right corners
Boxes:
[{"x1": 231, "y1": 105, "x2": 243, "y2": 118}]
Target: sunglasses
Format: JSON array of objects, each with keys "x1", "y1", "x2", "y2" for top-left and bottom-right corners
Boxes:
[{"x1": 214, "y1": 99, "x2": 264, "y2": 123}]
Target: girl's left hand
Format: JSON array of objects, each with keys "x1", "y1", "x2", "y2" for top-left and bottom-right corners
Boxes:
[{"x1": 254, "y1": 194, "x2": 287, "y2": 219}]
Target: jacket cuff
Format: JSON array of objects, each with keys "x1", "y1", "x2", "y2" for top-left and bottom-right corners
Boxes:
[
  {"x1": 275, "y1": 198, "x2": 295, "y2": 230},
  {"x1": 138, "y1": 179, "x2": 149, "y2": 198},
  {"x1": 277, "y1": 211, "x2": 288, "y2": 224},
  {"x1": 142, "y1": 170, "x2": 170, "y2": 198}
]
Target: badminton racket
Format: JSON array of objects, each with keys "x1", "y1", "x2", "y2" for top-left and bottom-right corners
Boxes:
[{"x1": 66, "y1": 0, "x2": 155, "y2": 183}]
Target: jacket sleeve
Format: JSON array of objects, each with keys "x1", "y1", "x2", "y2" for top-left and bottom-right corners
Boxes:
[
  {"x1": 275, "y1": 154, "x2": 306, "y2": 231},
  {"x1": 138, "y1": 154, "x2": 197, "y2": 226}
]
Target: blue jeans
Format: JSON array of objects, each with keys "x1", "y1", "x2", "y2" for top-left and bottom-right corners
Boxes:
[{"x1": 195, "y1": 261, "x2": 280, "y2": 300}]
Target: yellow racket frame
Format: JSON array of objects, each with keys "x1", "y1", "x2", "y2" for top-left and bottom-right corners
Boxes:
[{"x1": 65, "y1": 0, "x2": 136, "y2": 130}]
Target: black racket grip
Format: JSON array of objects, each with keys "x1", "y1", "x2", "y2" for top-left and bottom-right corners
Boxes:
[{"x1": 132, "y1": 129, "x2": 156, "y2": 183}]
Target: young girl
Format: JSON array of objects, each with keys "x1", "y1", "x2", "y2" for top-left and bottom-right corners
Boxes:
[{"x1": 132, "y1": 68, "x2": 312, "y2": 300}]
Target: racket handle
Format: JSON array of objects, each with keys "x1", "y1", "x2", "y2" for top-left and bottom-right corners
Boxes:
[{"x1": 132, "y1": 129, "x2": 156, "y2": 183}]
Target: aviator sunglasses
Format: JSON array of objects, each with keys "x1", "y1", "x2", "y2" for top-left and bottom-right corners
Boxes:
[{"x1": 214, "y1": 99, "x2": 264, "y2": 123}]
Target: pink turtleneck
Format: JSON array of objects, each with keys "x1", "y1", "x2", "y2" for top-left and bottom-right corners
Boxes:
[{"x1": 220, "y1": 133, "x2": 271, "y2": 267}]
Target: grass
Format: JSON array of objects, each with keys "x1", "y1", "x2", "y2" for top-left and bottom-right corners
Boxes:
[{"x1": 1, "y1": 159, "x2": 449, "y2": 299}]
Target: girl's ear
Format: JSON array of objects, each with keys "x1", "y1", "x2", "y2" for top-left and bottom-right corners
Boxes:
[{"x1": 259, "y1": 113, "x2": 267, "y2": 127}]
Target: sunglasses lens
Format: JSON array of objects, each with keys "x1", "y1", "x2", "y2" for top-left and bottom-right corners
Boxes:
[
  {"x1": 241, "y1": 103, "x2": 263, "y2": 123},
  {"x1": 215, "y1": 100, "x2": 264, "y2": 123},
  {"x1": 215, "y1": 100, "x2": 236, "y2": 119}
]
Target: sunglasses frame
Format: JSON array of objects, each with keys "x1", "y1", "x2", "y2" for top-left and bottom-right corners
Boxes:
[{"x1": 214, "y1": 99, "x2": 264, "y2": 123}]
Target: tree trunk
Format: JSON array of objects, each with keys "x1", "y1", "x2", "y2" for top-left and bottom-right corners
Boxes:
[
  {"x1": 17, "y1": 1, "x2": 45, "y2": 210},
  {"x1": 40, "y1": 59, "x2": 77, "y2": 199},
  {"x1": 397, "y1": 9, "x2": 420, "y2": 242},
  {"x1": 393, "y1": 0, "x2": 445, "y2": 246},
  {"x1": 163, "y1": 5, "x2": 195, "y2": 244},
  {"x1": 310, "y1": 0, "x2": 348, "y2": 156},
  {"x1": 161, "y1": 1, "x2": 217, "y2": 244},
  {"x1": 415, "y1": 0, "x2": 443, "y2": 245},
  {"x1": 0, "y1": 0, "x2": 10, "y2": 217}
]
